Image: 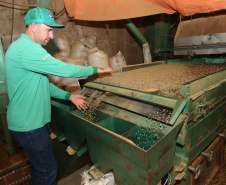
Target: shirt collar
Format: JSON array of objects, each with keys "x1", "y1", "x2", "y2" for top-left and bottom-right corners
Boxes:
[{"x1": 21, "y1": 34, "x2": 33, "y2": 41}]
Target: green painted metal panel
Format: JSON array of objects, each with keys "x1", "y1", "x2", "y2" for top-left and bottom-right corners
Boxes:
[
  {"x1": 188, "y1": 86, "x2": 225, "y2": 122},
  {"x1": 0, "y1": 32, "x2": 15, "y2": 155},
  {"x1": 111, "y1": 149, "x2": 148, "y2": 185},
  {"x1": 51, "y1": 105, "x2": 89, "y2": 150},
  {"x1": 146, "y1": 115, "x2": 184, "y2": 169},
  {"x1": 51, "y1": 104, "x2": 112, "y2": 151},
  {"x1": 155, "y1": 14, "x2": 171, "y2": 60},
  {"x1": 186, "y1": 101, "x2": 226, "y2": 160},
  {"x1": 187, "y1": 70, "x2": 226, "y2": 98},
  {"x1": 176, "y1": 100, "x2": 226, "y2": 162},
  {"x1": 87, "y1": 140, "x2": 113, "y2": 174},
  {"x1": 85, "y1": 82, "x2": 177, "y2": 109},
  {"x1": 86, "y1": 119, "x2": 148, "y2": 169},
  {"x1": 52, "y1": 139, "x2": 89, "y2": 180},
  {"x1": 173, "y1": 152, "x2": 190, "y2": 185},
  {"x1": 0, "y1": 32, "x2": 9, "y2": 114},
  {"x1": 147, "y1": 146, "x2": 176, "y2": 184},
  {"x1": 77, "y1": 145, "x2": 88, "y2": 156},
  {"x1": 98, "y1": 117, "x2": 136, "y2": 135},
  {"x1": 146, "y1": 15, "x2": 155, "y2": 61},
  {"x1": 169, "y1": 99, "x2": 188, "y2": 125}
]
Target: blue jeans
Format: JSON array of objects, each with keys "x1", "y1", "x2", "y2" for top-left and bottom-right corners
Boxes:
[{"x1": 10, "y1": 124, "x2": 57, "y2": 185}]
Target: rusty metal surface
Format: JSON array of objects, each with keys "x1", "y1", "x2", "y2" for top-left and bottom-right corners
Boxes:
[{"x1": 190, "y1": 137, "x2": 224, "y2": 185}]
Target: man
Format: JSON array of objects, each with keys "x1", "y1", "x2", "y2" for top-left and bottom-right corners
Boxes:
[{"x1": 4, "y1": 7, "x2": 112, "y2": 185}]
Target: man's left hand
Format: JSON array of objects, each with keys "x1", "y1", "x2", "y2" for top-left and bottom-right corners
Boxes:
[{"x1": 69, "y1": 94, "x2": 88, "y2": 111}]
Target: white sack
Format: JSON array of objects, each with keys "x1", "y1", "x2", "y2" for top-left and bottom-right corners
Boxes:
[
  {"x1": 70, "y1": 41, "x2": 89, "y2": 59},
  {"x1": 88, "y1": 48, "x2": 109, "y2": 68},
  {"x1": 55, "y1": 31, "x2": 71, "y2": 57},
  {"x1": 143, "y1": 42, "x2": 152, "y2": 63},
  {"x1": 109, "y1": 51, "x2": 127, "y2": 69}
]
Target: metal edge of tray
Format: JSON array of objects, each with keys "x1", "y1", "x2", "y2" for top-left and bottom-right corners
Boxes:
[{"x1": 84, "y1": 82, "x2": 177, "y2": 109}]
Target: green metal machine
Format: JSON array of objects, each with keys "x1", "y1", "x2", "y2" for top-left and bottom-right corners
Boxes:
[
  {"x1": 50, "y1": 59, "x2": 226, "y2": 184},
  {"x1": 0, "y1": 33, "x2": 17, "y2": 156}
]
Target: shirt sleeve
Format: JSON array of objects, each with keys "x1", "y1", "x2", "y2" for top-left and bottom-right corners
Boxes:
[
  {"x1": 21, "y1": 42, "x2": 97, "y2": 78},
  {"x1": 49, "y1": 82, "x2": 73, "y2": 100}
]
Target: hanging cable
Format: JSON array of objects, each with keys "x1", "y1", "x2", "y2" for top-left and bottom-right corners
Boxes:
[
  {"x1": 55, "y1": 7, "x2": 65, "y2": 17},
  {"x1": 0, "y1": 3, "x2": 27, "y2": 11},
  {"x1": 0, "y1": 0, "x2": 54, "y2": 10},
  {"x1": 10, "y1": 0, "x2": 14, "y2": 44}
]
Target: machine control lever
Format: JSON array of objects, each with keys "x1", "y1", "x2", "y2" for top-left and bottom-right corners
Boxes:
[
  {"x1": 197, "y1": 102, "x2": 209, "y2": 116},
  {"x1": 201, "y1": 151, "x2": 213, "y2": 162},
  {"x1": 188, "y1": 165, "x2": 201, "y2": 179},
  {"x1": 198, "y1": 102, "x2": 208, "y2": 108}
]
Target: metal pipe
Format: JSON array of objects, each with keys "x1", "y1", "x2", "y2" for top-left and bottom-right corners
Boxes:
[
  {"x1": 124, "y1": 19, "x2": 152, "y2": 63},
  {"x1": 124, "y1": 19, "x2": 147, "y2": 45}
]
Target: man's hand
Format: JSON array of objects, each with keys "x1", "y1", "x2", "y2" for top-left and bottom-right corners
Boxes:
[
  {"x1": 69, "y1": 94, "x2": 88, "y2": 111},
  {"x1": 97, "y1": 67, "x2": 113, "y2": 73}
]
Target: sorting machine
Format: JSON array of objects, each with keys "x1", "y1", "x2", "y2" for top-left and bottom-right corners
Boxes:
[{"x1": 50, "y1": 59, "x2": 226, "y2": 185}]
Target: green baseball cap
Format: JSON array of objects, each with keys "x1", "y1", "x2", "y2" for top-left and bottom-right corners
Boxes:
[{"x1": 24, "y1": 7, "x2": 64, "y2": 28}]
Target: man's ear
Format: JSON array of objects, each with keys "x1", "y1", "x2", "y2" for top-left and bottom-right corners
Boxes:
[{"x1": 30, "y1": 23, "x2": 38, "y2": 33}]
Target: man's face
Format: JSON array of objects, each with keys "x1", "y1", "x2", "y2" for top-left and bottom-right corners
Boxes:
[{"x1": 34, "y1": 23, "x2": 54, "y2": 46}]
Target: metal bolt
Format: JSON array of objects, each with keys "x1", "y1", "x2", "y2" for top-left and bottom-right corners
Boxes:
[
  {"x1": 188, "y1": 165, "x2": 201, "y2": 179},
  {"x1": 219, "y1": 133, "x2": 226, "y2": 143},
  {"x1": 201, "y1": 151, "x2": 213, "y2": 162}
]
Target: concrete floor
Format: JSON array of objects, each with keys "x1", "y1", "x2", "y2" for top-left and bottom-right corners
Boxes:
[{"x1": 57, "y1": 163, "x2": 92, "y2": 185}]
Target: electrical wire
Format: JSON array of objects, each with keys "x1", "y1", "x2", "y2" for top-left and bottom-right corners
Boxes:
[
  {"x1": 54, "y1": 6, "x2": 67, "y2": 20},
  {"x1": 0, "y1": 0, "x2": 65, "y2": 42},
  {"x1": 0, "y1": 3, "x2": 27, "y2": 11},
  {"x1": 0, "y1": 0, "x2": 65, "y2": 18},
  {"x1": 0, "y1": 0, "x2": 54, "y2": 10},
  {"x1": 55, "y1": 7, "x2": 65, "y2": 17},
  {"x1": 10, "y1": 0, "x2": 14, "y2": 44}
]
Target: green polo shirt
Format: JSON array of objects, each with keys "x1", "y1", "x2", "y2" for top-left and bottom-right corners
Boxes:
[{"x1": 4, "y1": 34, "x2": 97, "y2": 132}]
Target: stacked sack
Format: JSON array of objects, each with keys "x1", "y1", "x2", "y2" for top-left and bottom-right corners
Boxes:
[
  {"x1": 109, "y1": 51, "x2": 127, "y2": 69},
  {"x1": 48, "y1": 53, "x2": 85, "y2": 92},
  {"x1": 49, "y1": 31, "x2": 128, "y2": 92}
]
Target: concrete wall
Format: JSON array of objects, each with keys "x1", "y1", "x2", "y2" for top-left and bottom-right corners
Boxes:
[{"x1": 0, "y1": 0, "x2": 146, "y2": 65}]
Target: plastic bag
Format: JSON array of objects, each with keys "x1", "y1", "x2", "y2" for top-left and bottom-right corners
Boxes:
[
  {"x1": 143, "y1": 42, "x2": 152, "y2": 63},
  {"x1": 109, "y1": 51, "x2": 127, "y2": 69},
  {"x1": 81, "y1": 170, "x2": 115, "y2": 185}
]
